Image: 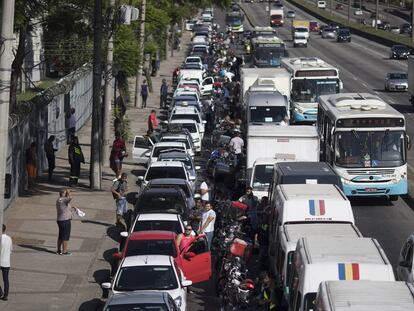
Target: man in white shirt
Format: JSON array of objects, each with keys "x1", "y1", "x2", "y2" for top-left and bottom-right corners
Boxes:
[
  {"x1": 67, "y1": 107, "x2": 76, "y2": 144},
  {"x1": 0, "y1": 224, "x2": 12, "y2": 301},
  {"x1": 229, "y1": 131, "x2": 244, "y2": 154},
  {"x1": 199, "y1": 202, "x2": 216, "y2": 250}
]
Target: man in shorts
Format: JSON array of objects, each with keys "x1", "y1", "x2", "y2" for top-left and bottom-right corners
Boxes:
[
  {"x1": 56, "y1": 189, "x2": 76, "y2": 255},
  {"x1": 111, "y1": 173, "x2": 129, "y2": 227}
]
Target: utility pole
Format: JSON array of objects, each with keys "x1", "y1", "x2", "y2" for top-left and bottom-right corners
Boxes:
[
  {"x1": 0, "y1": 0, "x2": 15, "y2": 250},
  {"x1": 134, "y1": 0, "x2": 146, "y2": 108},
  {"x1": 102, "y1": 0, "x2": 115, "y2": 167},
  {"x1": 348, "y1": 0, "x2": 351, "y2": 24},
  {"x1": 375, "y1": 0, "x2": 379, "y2": 29},
  {"x1": 412, "y1": 1, "x2": 414, "y2": 43},
  {"x1": 330, "y1": 0, "x2": 333, "y2": 15},
  {"x1": 91, "y1": 0, "x2": 103, "y2": 190}
]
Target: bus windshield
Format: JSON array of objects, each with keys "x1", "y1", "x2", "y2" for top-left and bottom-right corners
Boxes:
[
  {"x1": 335, "y1": 130, "x2": 405, "y2": 168},
  {"x1": 249, "y1": 106, "x2": 287, "y2": 123},
  {"x1": 292, "y1": 78, "x2": 339, "y2": 102},
  {"x1": 254, "y1": 47, "x2": 285, "y2": 66}
]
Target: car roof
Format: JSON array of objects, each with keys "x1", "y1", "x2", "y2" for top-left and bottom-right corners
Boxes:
[
  {"x1": 173, "y1": 107, "x2": 199, "y2": 113},
  {"x1": 148, "y1": 161, "x2": 184, "y2": 168},
  {"x1": 128, "y1": 230, "x2": 177, "y2": 241},
  {"x1": 106, "y1": 291, "x2": 169, "y2": 306},
  {"x1": 137, "y1": 213, "x2": 180, "y2": 221},
  {"x1": 121, "y1": 255, "x2": 173, "y2": 267},
  {"x1": 158, "y1": 152, "x2": 191, "y2": 160},
  {"x1": 170, "y1": 119, "x2": 198, "y2": 125}
]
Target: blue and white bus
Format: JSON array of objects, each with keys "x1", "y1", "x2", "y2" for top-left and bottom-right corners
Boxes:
[
  {"x1": 281, "y1": 57, "x2": 342, "y2": 123},
  {"x1": 317, "y1": 93, "x2": 410, "y2": 199}
]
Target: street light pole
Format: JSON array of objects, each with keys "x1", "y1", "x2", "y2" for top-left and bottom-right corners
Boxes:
[
  {"x1": 134, "y1": 0, "x2": 146, "y2": 108},
  {"x1": 90, "y1": 0, "x2": 103, "y2": 190},
  {"x1": 102, "y1": 0, "x2": 115, "y2": 167},
  {"x1": 0, "y1": 0, "x2": 15, "y2": 251}
]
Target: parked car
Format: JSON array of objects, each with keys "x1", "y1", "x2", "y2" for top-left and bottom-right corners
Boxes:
[
  {"x1": 336, "y1": 28, "x2": 351, "y2": 42},
  {"x1": 169, "y1": 119, "x2": 202, "y2": 153},
  {"x1": 103, "y1": 292, "x2": 179, "y2": 311},
  {"x1": 157, "y1": 151, "x2": 200, "y2": 182},
  {"x1": 134, "y1": 187, "x2": 190, "y2": 221},
  {"x1": 101, "y1": 255, "x2": 194, "y2": 311},
  {"x1": 384, "y1": 72, "x2": 408, "y2": 91},
  {"x1": 390, "y1": 44, "x2": 411, "y2": 59},
  {"x1": 389, "y1": 26, "x2": 401, "y2": 34},
  {"x1": 148, "y1": 141, "x2": 187, "y2": 166},
  {"x1": 354, "y1": 9, "x2": 363, "y2": 16},
  {"x1": 397, "y1": 234, "x2": 414, "y2": 282},
  {"x1": 321, "y1": 27, "x2": 336, "y2": 39},
  {"x1": 113, "y1": 230, "x2": 212, "y2": 283},
  {"x1": 160, "y1": 133, "x2": 195, "y2": 158}
]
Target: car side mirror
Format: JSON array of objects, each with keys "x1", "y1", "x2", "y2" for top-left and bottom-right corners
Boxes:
[
  {"x1": 189, "y1": 176, "x2": 196, "y2": 181},
  {"x1": 399, "y1": 260, "x2": 411, "y2": 268},
  {"x1": 182, "y1": 280, "x2": 193, "y2": 287},
  {"x1": 101, "y1": 282, "x2": 111, "y2": 289},
  {"x1": 184, "y1": 252, "x2": 196, "y2": 260},
  {"x1": 202, "y1": 120, "x2": 207, "y2": 124},
  {"x1": 120, "y1": 231, "x2": 128, "y2": 238},
  {"x1": 112, "y1": 252, "x2": 122, "y2": 260},
  {"x1": 406, "y1": 135, "x2": 411, "y2": 150},
  {"x1": 144, "y1": 151, "x2": 151, "y2": 157},
  {"x1": 138, "y1": 176, "x2": 144, "y2": 181}
]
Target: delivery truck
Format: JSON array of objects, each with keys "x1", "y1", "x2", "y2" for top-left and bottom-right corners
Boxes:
[
  {"x1": 292, "y1": 20, "x2": 310, "y2": 47},
  {"x1": 270, "y1": 8, "x2": 284, "y2": 27}
]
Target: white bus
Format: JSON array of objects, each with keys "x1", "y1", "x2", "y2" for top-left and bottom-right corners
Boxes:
[
  {"x1": 281, "y1": 57, "x2": 342, "y2": 123},
  {"x1": 317, "y1": 93, "x2": 410, "y2": 198}
]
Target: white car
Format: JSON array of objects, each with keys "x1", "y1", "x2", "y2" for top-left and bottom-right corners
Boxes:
[
  {"x1": 397, "y1": 234, "x2": 414, "y2": 283},
  {"x1": 169, "y1": 106, "x2": 206, "y2": 139},
  {"x1": 160, "y1": 133, "x2": 195, "y2": 158},
  {"x1": 132, "y1": 135, "x2": 155, "y2": 164},
  {"x1": 173, "y1": 88, "x2": 201, "y2": 105},
  {"x1": 102, "y1": 255, "x2": 193, "y2": 311},
  {"x1": 148, "y1": 141, "x2": 187, "y2": 166},
  {"x1": 354, "y1": 9, "x2": 363, "y2": 16},
  {"x1": 130, "y1": 213, "x2": 186, "y2": 234},
  {"x1": 185, "y1": 56, "x2": 203, "y2": 68},
  {"x1": 169, "y1": 119, "x2": 202, "y2": 153},
  {"x1": 139, "y1": 161, "x2": 196, "y2": 189}
]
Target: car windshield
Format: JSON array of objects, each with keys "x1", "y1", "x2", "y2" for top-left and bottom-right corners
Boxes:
[
  {"x1": 271, "y1": 14, "x2": 282, "y2": 19},
  {"x1": 323, "y1": 28, "x2": 334, "y2": 32},
  {"x1": 183, "y1": 64, "x2": 202, "y2": 70},
  {"x1": 138, "y1": 192, "x2": 186, "y2": 215},
  {"x1": 152, "y1": 146, "x2": 185, "y2": 158},
  {"x1": 253, "y1": 164, "x2": 274, "y2": 191},
  {"x1": 178, "y1": 123, "x2": 197, "y2": 133},
  {"x1": 125, "y1": 239, "x2": 177, "y2": 258},
  {"x1": 160, "y1": 157, "x2": 193, "y2": 171},
  {"x1": 105, "y1": 304, "x2": 169, "y2": 311},
  {"x1": 389, "y1": 73, "x2": 407, "y2": 79},
  {"x1": 133, "y1": 220, "x2": 182, "y2": 234},
  {"x1": 114, "y1": 266, "x2": 178, "y2": 291},
  {"x1": 193, "y1": 47, "x2": 207, "y2": 53},
  {"x1": 394, "y1": 45, "x2": 409, "y2": 51},
  {"x1": 186, "y1": 58, "x2": 200, "y2": 63},
  {"x1": 296, "y1": 28, "x2": 308, "y2": 32},
  {"x1": 249, "y1": 106, "x2": 287, "y2": 123},
  {"x1": 339, "y1": 30, "x2": 350, "y2": 35},
  {"x1": 292, "y1": 78, "x2": 339, "y2": 103},
  {"x1": 171, "y1": 114, "x2": 201, "y2": 123},
  {"x1": 146, "y1": 167, "x2": 186, "y2": 180},
  {"x1": 335, "y1": 130, "x2": 406, "y2": 168}
]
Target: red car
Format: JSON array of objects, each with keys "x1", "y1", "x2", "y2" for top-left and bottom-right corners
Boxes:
[
  {"x1": 336, "y1": 3, "x2": 344, "y2": 10},
  {"x1": 113, "y1": 230, "x2": 212, "y2": 283},
  {"x1": 310, "y1": 21, "x2": 320, "y2": 32}
]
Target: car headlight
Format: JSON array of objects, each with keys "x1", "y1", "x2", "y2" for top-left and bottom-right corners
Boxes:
[
  {"x1": 341, "y1": 177, "x2": 352, "y2": 185},
  {"x1": 294, "y1": 106, "x2": 305, "y2": 114},
  {"x1": 174, "y1": 296, "x2": 182, "y2": 307},
  {"x1": 193, "y1": 138, "x2": 200, "y2": 142}
]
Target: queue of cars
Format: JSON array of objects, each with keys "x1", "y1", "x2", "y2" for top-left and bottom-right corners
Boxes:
[{"x1": 101, "y1": 9, "x2": 218, "y2": 311}]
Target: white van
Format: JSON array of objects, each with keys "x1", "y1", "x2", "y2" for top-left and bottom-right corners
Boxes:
[
  {"x1": 272, "y1": 223, "x2": 363, "y2": 292},
  {"x1": 290, "y1": 237, "x2": 395, "y2": 311},
  {"x1": 268, "y1": 184, "x2": 355, "y2": 254},
  {"x1": 316, "y1": 281, "x2": 414, "y2": 311},
  {"x1": 317, "y1": 1, "x2": 326, "y2": 9}
]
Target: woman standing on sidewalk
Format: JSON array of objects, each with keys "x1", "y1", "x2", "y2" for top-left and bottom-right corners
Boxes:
[
  {"x1": 56, "y1": 189, "x2": 76, "y2": 255},
  {"x1": 141, "y1": 80, "x2": 149, "y2": 109}
]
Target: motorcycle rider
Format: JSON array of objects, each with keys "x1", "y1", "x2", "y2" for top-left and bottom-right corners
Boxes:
[
  {"x1": 257, "y1": 272, "x2": 278, "y2": 311},
  {"x1": 239, "y1": 186, "x2": 259, "y2": 239}
]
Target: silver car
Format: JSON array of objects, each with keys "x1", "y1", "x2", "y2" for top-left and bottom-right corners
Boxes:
[
  {"x1": 384, "y1": 72, "x2": 408, "y2": 91},
  {"x1": 321, "y1": 27, "x2": 336, "y2": 39}
]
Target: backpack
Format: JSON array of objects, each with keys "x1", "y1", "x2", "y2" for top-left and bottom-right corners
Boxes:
[{"x1": 112, "y1": 180, "x2": 121, "y2": 199}]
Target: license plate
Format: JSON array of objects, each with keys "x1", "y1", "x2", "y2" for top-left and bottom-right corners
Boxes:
[
  {"x1": 396, "y1": 85, "x2": 405, "y2": 90},
  {"x1": 365, "y1": 188, "x2": 378, "y2": 192}
]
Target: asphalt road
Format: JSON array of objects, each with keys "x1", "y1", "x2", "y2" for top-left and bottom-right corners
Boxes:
[{"x1": 237, "y1": 1, "x2": 414, "y2": 269}]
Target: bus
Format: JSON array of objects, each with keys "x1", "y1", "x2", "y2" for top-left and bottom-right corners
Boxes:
[
  {"x1": 281, "y1": 57, "x2": 342, "y2": 123},
  {"x1": 317, "y1": 92, "x2": 410, "y2": 198},
  {"x1": 251, "y1": 36, "x2": 286, "y2": 67},
  {"x1": 226, "y1": 11, "x2": 244, "y2": 33}
]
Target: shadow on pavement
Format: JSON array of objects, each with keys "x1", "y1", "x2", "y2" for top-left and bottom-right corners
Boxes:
[
  {"x1": 93, "y1": 269, "x2": 111, "y2": 299},
  {"x1": 78, "y1": 298, "x2": 104, "y2": 311},
  {"x1": 17, "y1": 244, "x2": 56, "y2": 254},
  {"x1": 81, "y1": 219, "x2": 113, "y2": 227},
  {"x1": 107, "y1": 224, "x2": 124, "y2": 243}
]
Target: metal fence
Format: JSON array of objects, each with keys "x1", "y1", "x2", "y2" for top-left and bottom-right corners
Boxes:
[{"x1": 4, "y1": 65, "x2": 93, "y2": 209}]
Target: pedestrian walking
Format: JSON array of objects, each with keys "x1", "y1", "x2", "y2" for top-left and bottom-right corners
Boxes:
[
  {"x1": 199, "y1": 201, "x2": 216, "y2": 249},
  {"x1": 141, "y1": 80, "x2": 149, "y2": 108},
  {"x1": 56, "y1": 189, "x2": 76, "y2": 255},
  {"x1": 160, "y1": 79, "x2": 168, "y2": 109},
  {"x1": 25, "y1": 142, "x2": 37, "y2": 190},
  {"x1": 67, "y1": 107, "x2": 76, "y2": 144},
  {"x1": 111, "y1": 173, "x2": 129, "y2": 228},
  {"x1": 68, "y1": 136, "x2": 85, "y2": 186},
  {"x1": 44, "y1": 135, "x2": 58, "y2": 181},
  {"x1": 148, "y1": 110, "x2": 158, "y2": 133},
  {"x1": 0, "y1": 224, "x2": 12, "y2": 301},
  {"x1": 109, "y1": 132, "x2": 127, "y2": 178}
]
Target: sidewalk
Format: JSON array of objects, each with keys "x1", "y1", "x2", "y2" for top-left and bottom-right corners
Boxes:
[{"x1": 2, "y1": 30, "x2": 191, "y2": 311}]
